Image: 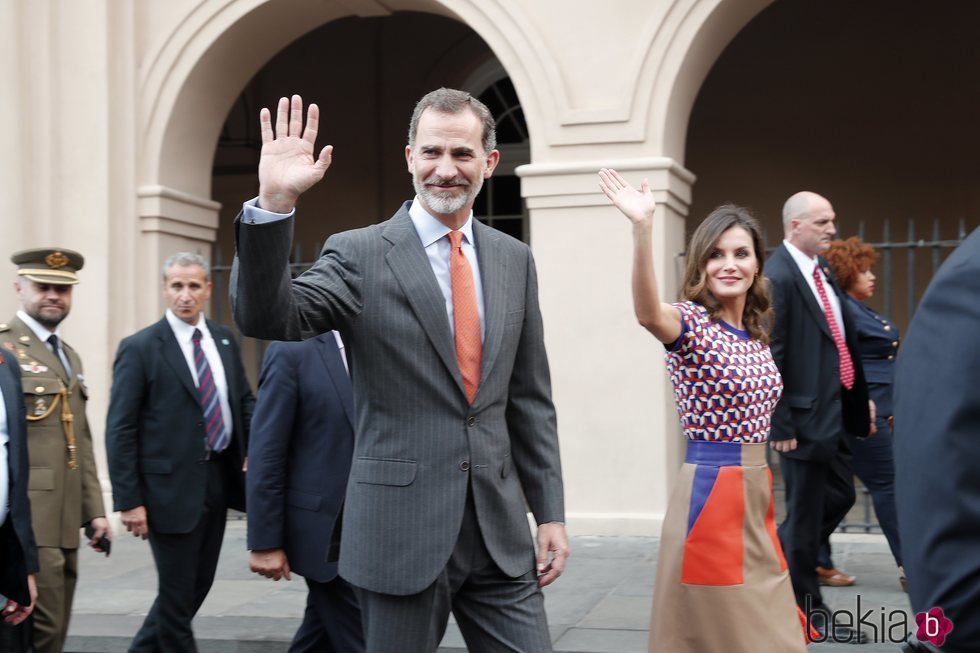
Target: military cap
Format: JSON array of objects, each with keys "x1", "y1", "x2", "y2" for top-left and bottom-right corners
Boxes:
[{"x1": 11, "y1": 247, "x2": 85, "y2": 285}]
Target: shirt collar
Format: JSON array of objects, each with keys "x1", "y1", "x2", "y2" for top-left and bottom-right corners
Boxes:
[
  {"x1": 16, "y1": 309, "x2": 61, "y2": 343},
  {"x1": 409, "y1": 197, "x2": 476, "y2": 248},
  {"x1": 783, "y1": 239, "x2": 819, "y2": 277},
  {"x1": 165, "y1": 309, "x2": 209, "y2": 342}
]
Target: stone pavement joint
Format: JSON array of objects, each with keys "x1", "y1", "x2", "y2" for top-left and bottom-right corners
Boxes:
[{"x1": 65, "y1": 522, "x2": 910, "y2": 653}]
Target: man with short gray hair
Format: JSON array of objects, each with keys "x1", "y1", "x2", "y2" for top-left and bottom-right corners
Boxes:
[
  {"x1": 106, "y1": 251, "x2": 254, "y2": 652},
  {"x1": 232, "y1": 88, "x2": 567, "y2": 652}
]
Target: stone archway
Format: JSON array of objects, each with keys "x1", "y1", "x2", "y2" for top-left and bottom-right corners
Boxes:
[{"x1": 134, "y1": 0, "x2": 559, "y2": 326}]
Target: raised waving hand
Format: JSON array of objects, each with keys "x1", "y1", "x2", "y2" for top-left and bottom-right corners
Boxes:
[
  {"x1": 257, "y1": 95, "x2": 334, "y2": 214},
  {"x1": 597, "y1": 168, "x2": 657, "y2": 225}
]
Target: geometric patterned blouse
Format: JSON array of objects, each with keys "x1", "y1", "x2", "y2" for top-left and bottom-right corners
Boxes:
[{"x1": 665, "y1": 301, "x2": 784, "y2": 443}]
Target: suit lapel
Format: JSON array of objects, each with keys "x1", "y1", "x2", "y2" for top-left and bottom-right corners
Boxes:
[
  {"x1": 383, "y1": 208, "x2": 467, "y2": 399},
  {"x1": 210, "y1": 321, "x2": 237, "y2": 409},
  {"x1": 317, "y1": 333, "x2": 354, "y2": 428},
  {"x1": 155, "y1": 319, "x2": 199, "y2": 404},
  {"x1": 777, "y1": 245, "x2": 833, "y2": 340},
  {"x1": 473, "y1": 220, "x2": 506, "y2": 392},
  {"x1": 0, "y1": 359, "x2": 23, "y2": 486}
]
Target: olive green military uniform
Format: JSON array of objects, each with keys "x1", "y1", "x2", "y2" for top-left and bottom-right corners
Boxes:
[{"x1": 3, "y1": 248, "x2": 106, "y2": 653}]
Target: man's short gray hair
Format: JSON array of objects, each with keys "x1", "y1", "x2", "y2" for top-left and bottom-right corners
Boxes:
[
  {"x1": 162, "y1": 252, "x2": 210, "y2": 281},
  {"x1": 407, "y1": 88, "x2": 497, "y2": 154}
]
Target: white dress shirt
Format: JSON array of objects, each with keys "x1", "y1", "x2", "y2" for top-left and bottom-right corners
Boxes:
[
  {"x1": 242, "y1": 197, "x2": 487, "y2": 340},
  {"x1": 17, "y1": 310, "x2": 73, "y2": 378},
  {"x1": 165, "y1": 310, "x2": 233, "y2": 443},
  {"x1": 783, "y1": 239, "x2": 846, "y2": 336}
]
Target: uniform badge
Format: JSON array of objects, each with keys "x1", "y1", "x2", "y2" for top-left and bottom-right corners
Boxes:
[
  {"x1": 2, "y1": 340, "x2": 14, "y2": 350},
  {"x1": 34, "y1": 397, "x2": 48, "y2": 416},
  {"x1": 45, "y1": 251, "x2": 69, "y2": 269},
  {"x1": 22, "y1": 362, "x2": 49, "y2": 374}
]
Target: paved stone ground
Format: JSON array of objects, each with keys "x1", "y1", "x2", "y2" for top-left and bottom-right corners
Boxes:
[{"x1": 64, "y1": 519, "x2": 911, "y2": 652}]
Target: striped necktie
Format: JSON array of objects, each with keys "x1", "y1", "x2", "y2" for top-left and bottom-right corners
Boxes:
[
  {"x1": 812, "y1": 267, "x2": 855, "y2": 390},
  {"x1": 192, "y1": 328, "x2": 228, "y2": 451}
]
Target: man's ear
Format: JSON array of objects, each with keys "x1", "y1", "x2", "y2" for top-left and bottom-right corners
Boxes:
[
  {"x1": 484, "y1": 149, "x2": 500, "y2": 178},
  {"x1": 405, "y1": 145, "x2": 414, "y2": 174}
]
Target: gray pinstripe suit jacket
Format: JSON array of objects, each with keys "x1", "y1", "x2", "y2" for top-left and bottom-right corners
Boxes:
[{"x1": 231, "y1": 202, "x2": 564, "y2": 596}]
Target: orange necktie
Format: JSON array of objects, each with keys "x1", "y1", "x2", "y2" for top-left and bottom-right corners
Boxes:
[{"x1": 449, "y1": 230, "x2": 482, "y2": 403}]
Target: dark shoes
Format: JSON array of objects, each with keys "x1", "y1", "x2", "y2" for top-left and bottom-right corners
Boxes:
[
  {"x1": 900, "y1": 634, "x2": 942, "y2": 652},
  {"x1": 808, "y1": 608, "x2": 868, "y2": 644}
]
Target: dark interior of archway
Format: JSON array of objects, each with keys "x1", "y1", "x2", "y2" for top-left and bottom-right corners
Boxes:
[{"x1": 685, "y1": 0, "x2": 980, "y2": 327}]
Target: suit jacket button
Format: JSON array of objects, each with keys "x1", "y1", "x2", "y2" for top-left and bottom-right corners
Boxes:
[
  {"x1": 467, "y1": 417, "x2": 477, "y2": 427},
  {"x1": 459, "y1": 461, "x2": 470, "y2": 471}
]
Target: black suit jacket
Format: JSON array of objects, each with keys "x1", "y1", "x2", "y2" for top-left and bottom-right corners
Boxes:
[
  {"x1": 894, "y1": 227, "x2": 980, "y2": 649},
  {"x1": 246, "y1": 333, "x2": 354, "y2": 583},
  {"x1": 106, "y1": 318, "x2": 254, "y2": 534},
  {"x1": 767, "y1": 244, "x2": 870, "y2": 461},
  {"x1": 0, "y1": 347, "x2": 38, "y2": 605}
]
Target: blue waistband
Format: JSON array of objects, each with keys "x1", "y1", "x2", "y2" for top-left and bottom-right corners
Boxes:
[{"x1": 685, "y1": 440, "x2": 743, "y2": 467}]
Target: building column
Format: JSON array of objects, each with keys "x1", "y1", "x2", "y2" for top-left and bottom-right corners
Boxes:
[
  {"x1": 518, "y1": 157, "x2": 694, "y2": 535},
  {"x1": 136, "y1": 185, "x2": 222, "y2": 326}
]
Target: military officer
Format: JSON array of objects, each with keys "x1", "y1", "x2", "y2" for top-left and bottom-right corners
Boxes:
[{"x1": 3, "y1": 247, "x2": 111, "y2": 653}]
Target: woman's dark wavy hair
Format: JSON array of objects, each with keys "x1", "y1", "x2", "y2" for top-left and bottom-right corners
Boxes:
[{"x1": 681, "y1": 204, "x2": 773, "y2": 343}]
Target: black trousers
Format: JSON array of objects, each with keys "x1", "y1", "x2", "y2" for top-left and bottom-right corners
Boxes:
[
  {"x1": 128, "y1": 459, "x2": 228, "y2": 653},
  {"x1": 0, "y1": 617, "x2": 32, "y2": 652},
  {"x1": 353, "y1": 489, "x2": 551, "y2": 653},
  {"x1": 777, "y1": 437, "x2": 856, "y2": 610},
  {"x1": 288, "y1": 576, "x2": 365, "y2": 653}
]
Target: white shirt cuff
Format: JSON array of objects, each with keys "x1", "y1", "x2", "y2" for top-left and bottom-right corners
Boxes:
[{"x1": 241, "y1": 197, "x2": 295, "y2": 224}]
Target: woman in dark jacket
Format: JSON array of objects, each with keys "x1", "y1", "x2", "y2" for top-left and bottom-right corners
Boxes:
[{"x1": 820, "y1": 236, "x2": 904, "y2": 590}]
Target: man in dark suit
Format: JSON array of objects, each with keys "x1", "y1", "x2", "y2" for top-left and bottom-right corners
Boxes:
[
  {"x1": 231, "y1": 89, "x2": 567, "y2": 652},
  {"x1": 1, "y1": 346, "x2": 39, "y2": 651},
  {"x1": 766, "y1": 192, "x2": 871, "y2": 632},
  {"x1": 894, "y1": 227, "x2": 980, "y2": 653},
  {"x1": 106, "y1": 252, "x2": 255, "y2": 653},
  {"x1": 246, "y1": 332, "x2": 364, "y2": 652}
]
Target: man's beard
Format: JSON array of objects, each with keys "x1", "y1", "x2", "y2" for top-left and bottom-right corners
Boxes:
[
  {"x1": 30, "y1": 307, "x2": 67, "y2": 328},
  {"x1": 414, "y1": 173, "x2": 484, "y2": 216}
]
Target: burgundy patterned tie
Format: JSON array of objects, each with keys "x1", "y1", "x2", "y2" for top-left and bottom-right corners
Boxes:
[
  {"x1": 192, "y1": 329, "x2": 228, "y2": 451},
  {"x1": 812, "y1": 267, "x2": 855, "y2": 390}
]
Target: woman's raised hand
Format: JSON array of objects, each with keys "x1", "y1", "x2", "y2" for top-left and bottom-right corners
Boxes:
[{"x1": 598, "y1": 168, "x2": 656, "y2": 225}]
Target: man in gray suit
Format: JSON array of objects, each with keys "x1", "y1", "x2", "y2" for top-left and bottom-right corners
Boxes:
[{"x1": 231, "y1": 89, "x2": 567, "y2": 652}]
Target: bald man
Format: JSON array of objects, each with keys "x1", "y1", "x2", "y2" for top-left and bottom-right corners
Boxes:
[{"x1": 765, "y1": 192, "x2": 871, "y2": 641}]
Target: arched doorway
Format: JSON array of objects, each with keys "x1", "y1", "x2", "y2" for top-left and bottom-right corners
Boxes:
[{"x1": 202, "y1": 11, "x2": 531, "y2": 377}]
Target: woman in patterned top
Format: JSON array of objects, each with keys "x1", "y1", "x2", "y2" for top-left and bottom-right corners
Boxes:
[{"x1": 598, "y1": 168, "x2": 813, "y2": 652}]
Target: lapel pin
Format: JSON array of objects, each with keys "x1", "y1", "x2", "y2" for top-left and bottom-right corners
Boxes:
[{"x1": 221, "y1": 338, "x2": 230, "y2": 346}]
